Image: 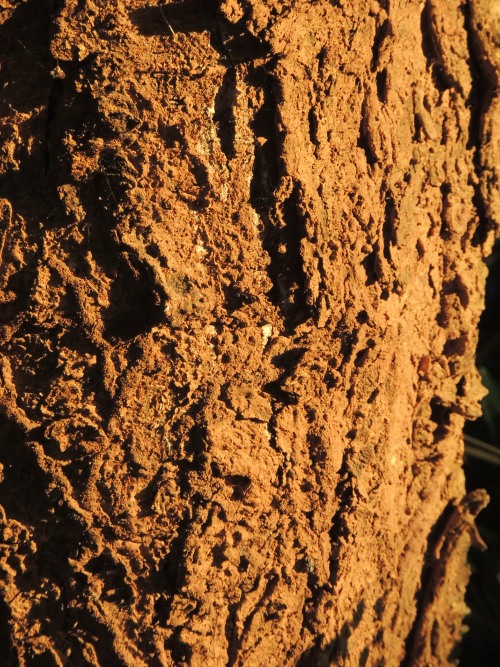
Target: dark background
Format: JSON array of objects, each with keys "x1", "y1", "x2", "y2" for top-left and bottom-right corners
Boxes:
[{"x1": 461, "y1": 241, "x2": 500, "y2": 665}]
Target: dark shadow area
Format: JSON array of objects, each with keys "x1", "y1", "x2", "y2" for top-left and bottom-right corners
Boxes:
[
  {"x1": 462, "y1": 240, "x2": 500, "y2": 666},
  {"x1": 0, "y1": 594, "x2": 18, "y2": 667},
  {"x1": 357, "y1": 109, "x2": 377, "y2": 166},
  {"x1": 103, "y1": 253, "x2": 165, "y2": 341},
  {"x1": 130, "y1": 2, "x2": 216, "y2": 36},
  {"x1": 0, "y1": 0, "x2": 54, "y2": 115},
  {"x1": 214, "y1": 66, "x2": 237, "y2": 161},
  {"x1": 130, "y1": 3, "x2": 270, "y2": 63},
  {"x1": 0, "y1": 414, "x2": 49, "y2": 523}
]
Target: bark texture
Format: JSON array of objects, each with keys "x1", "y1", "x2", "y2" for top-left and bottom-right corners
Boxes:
[{"x1": 0, "y1": 0, "x2": 499, "y2": 665}]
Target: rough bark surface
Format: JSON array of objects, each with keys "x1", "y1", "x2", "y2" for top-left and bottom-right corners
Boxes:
[{"x1": 0, "y1": 0, "x2": 499, "y2": 665}]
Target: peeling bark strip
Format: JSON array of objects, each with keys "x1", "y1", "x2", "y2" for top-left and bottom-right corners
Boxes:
[
  {"x1": 403, "y1": 489, "x2": 489, "y2": 667},
  {"x1": 0, "y1": 1, "x2": 498, "y2": 665}
]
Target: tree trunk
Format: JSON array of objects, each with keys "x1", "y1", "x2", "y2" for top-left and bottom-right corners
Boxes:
[{"x1": 0, "y1": 1, "x2": 498, "y2": 665}]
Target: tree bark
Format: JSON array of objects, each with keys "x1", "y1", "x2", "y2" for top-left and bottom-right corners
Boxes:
[{"x1": 0, "y1": 1, "x2": 498, "y2": 665}]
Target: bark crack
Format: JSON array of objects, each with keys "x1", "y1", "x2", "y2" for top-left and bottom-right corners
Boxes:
[{"x1": 214, "y1": 66, "x2": 238, "y2": 162}]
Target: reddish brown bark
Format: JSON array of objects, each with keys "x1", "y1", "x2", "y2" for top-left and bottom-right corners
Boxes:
[{"x1": 0, "y1": 1, "x2": 498, "y2": 665}]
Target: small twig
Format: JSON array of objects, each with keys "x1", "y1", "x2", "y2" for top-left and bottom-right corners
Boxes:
[
  {"x1": 17, "y1": 39, "x2": 44, "y2": 69},
  {"x1": 464, "y1": 433, "x2": 500, "y2": 466},
  {"x1": 158, "y1": 5, "x2": 176, "y2": 38},
  {"x1": 102, "y1": 172, "x2": 119, "y2": 206}
]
